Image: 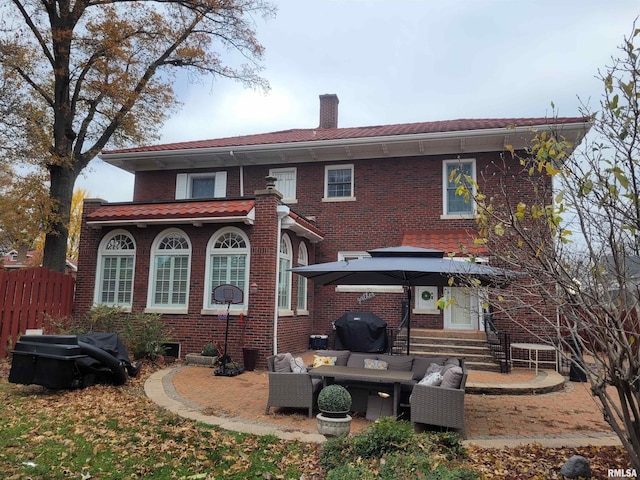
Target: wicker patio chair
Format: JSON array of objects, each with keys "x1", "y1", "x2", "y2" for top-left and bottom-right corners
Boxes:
[
  {"x1": 265, "y1": 355, "x2": 322, "y2": 418},
  {"x1": 410, "y1": 359, "x2": 468, "y2": 432}
]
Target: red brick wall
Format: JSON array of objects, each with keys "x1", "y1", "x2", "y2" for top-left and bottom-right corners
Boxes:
[{"x1": 78, "y1": 150, "x2": 556, "y2": 365}]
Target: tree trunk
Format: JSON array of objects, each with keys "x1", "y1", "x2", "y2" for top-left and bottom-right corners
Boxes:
[{"x1": 42, "y1": 164, "x2": 77, "y2": 273}]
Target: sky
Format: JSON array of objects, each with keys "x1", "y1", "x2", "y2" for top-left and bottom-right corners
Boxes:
[{"x1": 76, "y1": 0, "x2": 640, "y2": 202}]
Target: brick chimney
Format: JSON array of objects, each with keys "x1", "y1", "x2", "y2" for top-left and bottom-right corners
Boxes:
[{"x1": 319, "y1": 94, "x2": 339, "y2": 129}]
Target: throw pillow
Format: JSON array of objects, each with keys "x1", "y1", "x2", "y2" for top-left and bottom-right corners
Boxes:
[
  {"x1": 426, "y1": 363, "x2": 444, "y2": 375},
  {"x1": 418, "y1": 371, "x2": 443, "y2": 386},
  {"x1": 290, "y1": 356, "x2": 307, "y2": 373},
  {"x1": 274, "y1": 353, "x2": 293, "y2": 372},
  {"x1": 364, "y1": 358, "x2": 388, "y2": 370},
  {"x1": 440, "y1": 366, "x2": 464, "y2": 389},
  {"x1": 312, "y1": 355, "x2": 337, "y2": 368}
]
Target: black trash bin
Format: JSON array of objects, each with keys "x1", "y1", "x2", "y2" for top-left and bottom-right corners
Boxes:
[
  {"x1": 242, "y1": 347, "x2": 259, "y2": 371},
  {"x1": 565, "y1": 337, "x2": 587, "y2": 382}
]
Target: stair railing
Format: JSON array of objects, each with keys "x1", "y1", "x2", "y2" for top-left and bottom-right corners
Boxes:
[
  {"x1": 484, "y1": 312, "x2": 511, "y2": 373},
  {"x1": 389, "y1": 298, "x2": 410, "y2": 355}
]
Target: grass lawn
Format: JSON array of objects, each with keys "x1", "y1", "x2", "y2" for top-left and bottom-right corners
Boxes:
[{"x1": 0, "y1": 360, "x2": 631, "y2": 479}]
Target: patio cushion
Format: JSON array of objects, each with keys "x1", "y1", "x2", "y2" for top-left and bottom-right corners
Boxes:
[
  {"x1": 418, "y1": 371, "x2": 443, "y2": 386},
  {"x1": 290, "y1": 356, "x2": 306, "y2": 373},
  {"x1": 440, "y1": 366, "x2": 464, "y2": 389},
  {"x1": 364, "y1": 358, "x2": 388, "y2": 370},
  {"x1": 315, "y1": 349, "x2": 350, "y2": 366},
  {"x1": 312, "y1": 355, "x2": 337, "y2": 368},
  {"x1": 346, "y1": 353, "x2": 373, "y2": 368},
  {"x1": 274, "y1": 353, "x2": 293, "y2": 372},
  {"x1": 411, "y1": 357, "x2": 447, "y2": 380},
  {"x1": 377, "y1": 354, "x2": 414, "y2": 372}
]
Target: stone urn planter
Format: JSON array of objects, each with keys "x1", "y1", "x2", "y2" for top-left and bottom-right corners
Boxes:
[{"x1": 316, "y1": 384, "x2": 352, "y2": 437}]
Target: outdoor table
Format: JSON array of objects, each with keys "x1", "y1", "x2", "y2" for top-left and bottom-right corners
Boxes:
[
  {"x1": 309, "y1": 365, "x2": 414, "y2": 417},
  {"x1": 510, "y1": 343, "x2": 558, "y2": 374}
]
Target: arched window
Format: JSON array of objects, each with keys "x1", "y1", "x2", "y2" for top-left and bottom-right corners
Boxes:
[
  {"x1": 278, "y1": 234, "x2": 293, "y2": 311},
  {"x1": 205, "y1": 228, "x2": 250, "y2": 310},
  {"x1": 297, "y1": 242, "x2": 308, "y2": 312},
  {"x1": 148, "y1": 229, "x2": 191, "y2": 311},
  {"x1": 95, "y1": 230, "x2": 136, "y2": 308}
]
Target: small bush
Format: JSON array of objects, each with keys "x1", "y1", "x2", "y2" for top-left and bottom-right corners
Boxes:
[
  {"x1": 320, "y1": 417, "x2": 479, "y2": 479},
  {"x1": 350, "y1": 416, "x2": 414, "y2": 458},
  {"x1": 201, "y1": 343, "x2": 220, "y2": 357},
  {"x1": 122, "y1": 312, "x2": 171, "y2": 360},
  {"x1": 318, "y1": 384, "x2": 352, "y2": 413}
]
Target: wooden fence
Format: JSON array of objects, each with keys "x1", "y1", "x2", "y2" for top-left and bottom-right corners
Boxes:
[{"x1": 0, "y1": 267, "x2": 75, "y2": 357}]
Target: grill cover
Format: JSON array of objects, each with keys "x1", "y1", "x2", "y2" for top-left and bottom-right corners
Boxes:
[{"x1": 334, "y1": 311, "x2": 388, "y2": 353}]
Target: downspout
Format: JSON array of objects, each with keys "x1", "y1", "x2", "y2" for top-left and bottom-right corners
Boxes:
[
  {"x1": 273, "y1": 204, "x2": 290, "y2": 355},
  {"x1": 239, "y1": 164, "x2": 244, "y2": 196}
]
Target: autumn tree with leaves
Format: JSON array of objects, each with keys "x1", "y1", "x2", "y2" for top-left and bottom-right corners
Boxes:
[
  {"x1": 458, "y1": 27, "x2": 640, "y2": 469},
  {"x1": 0, "y1": 0, "x2": 275, "y2": 272}
]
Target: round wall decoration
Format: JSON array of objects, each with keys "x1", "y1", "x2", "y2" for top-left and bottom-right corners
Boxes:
[{"x1": 421, "y1": 290, "x2": 433, "y2": 301}]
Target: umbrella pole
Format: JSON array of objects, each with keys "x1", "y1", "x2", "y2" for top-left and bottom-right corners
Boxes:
[{"x1": 406, "y1": 287, "x2": 412, "y2": 355}]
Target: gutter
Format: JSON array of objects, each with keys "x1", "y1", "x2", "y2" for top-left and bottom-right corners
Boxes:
[{"x1": 100, "y1": 122, "x2": 593, "y2": 163}]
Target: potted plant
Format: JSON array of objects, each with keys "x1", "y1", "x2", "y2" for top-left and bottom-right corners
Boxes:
[
  {"x1": 185, "y1": 342, "x2": 220, "y2": 367},
  {"x1": 316, "y1": 384, "x2": 352, "y2": 436}
]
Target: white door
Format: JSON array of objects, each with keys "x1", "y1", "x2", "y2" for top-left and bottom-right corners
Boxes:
[{"x1": 443, "y1": 287, "x2": 479, "y2": 330}]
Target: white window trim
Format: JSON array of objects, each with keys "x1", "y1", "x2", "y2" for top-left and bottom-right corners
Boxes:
[
  {"x1": 146, "y1": 228, "x2": 191, "y2": 314},
  {"x1": 175, "y1": 171, "x2": 227, "y2": 199},
  {"x1": 335, "y1": 251, "x2": 404, "y2": 293},
  {"x1": 278, "y1": 233, "x2": 293, "y2": 313},
  {"x1": 202, "y1": 226, "x2": 250, "y2": 314},
  {"x1": 94, "y1": 229, "x2": 136, "y2": 311},
  {"x1": 269, "y1": 167, "x2": 298, "y2": 203},
  {"x1": 441, "y1": 158, "x2": 477, "y2": 219},
  {"x1": 296, "y1": 242, "x2": 309, "y2": 314},
  {"x1": 323, "y1": 164, "x2": 356, "y2": 202}
]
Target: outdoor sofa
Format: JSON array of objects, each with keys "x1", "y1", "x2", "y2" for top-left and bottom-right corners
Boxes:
[
  {"x1": 265, "y1": 350, "x2": 467, "y2": 431},
  {"x1": 265, "y1": 354, "x2": 322, "y2": 418}
]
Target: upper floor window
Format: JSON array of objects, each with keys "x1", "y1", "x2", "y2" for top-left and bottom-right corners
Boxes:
[
  {"x1": 443, "y1": 159, "x2": 476, "y2": 217},
  {"x1": 324, "y1": 164, "x2": 355, "y2": 201},
  {"x1": 278, "y1": 234, "x2": 293, "y2": 312},
  {"x1": 147, "y1": 229, "x2": 191, "y2": 312},
  {"x1": 205, "y1": 228, "x2": 250, "y2": 312},
  {"x1": 296, "y1": 242, "x2": 308, "y2": 312},
  {"x1": 175, "y1": 172, "x2": 227, "y2": 199},
  {"x1": 269, "y1": 167, "x2": 297, "y2": 203},
  {"x1": 335, "y1": 251, "x2": 403, "y2": 293},
  {"x1": 95, "y1": 230, "x2": 136, "y2": 308}
]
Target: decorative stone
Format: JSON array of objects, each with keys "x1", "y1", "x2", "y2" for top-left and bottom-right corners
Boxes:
[
  {"x1": 316, "y1": 412, "x2": 352, "y2": 437},
  {"x1": 560, "y1": 455, "x2": 592, "y2": 478},
  {"x1": 185, "y1": 354, "x2": 218, "y2": 367}
]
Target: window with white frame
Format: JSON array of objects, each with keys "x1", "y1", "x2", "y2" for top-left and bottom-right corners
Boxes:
[
  {"x1": 443, "y1": 159, "x2": 476, "y2": 216},
  {"x1": 148, "y1": 229, "x2": 191, "y2": 312},
  {"x1": 324, "y1": 164, "x2": 354, "y2": 200},
  {"x1": 278, "y1": 234, "x2": 293, "y2": 311},
  {"x1": 269, "y1": 167, "x2": 297, "y2": 202},
  {"x1": 205, "y1": 228, "x2": 249, "y2": 312},
  {"x1": 95, "y1": 230, "x2": 136, "y2": 308},
  {"x1": 335, "y1": 251, "x2": 404, "y2": 293},
  {"x1": 297, "y1": 242, "x2": 308, "y2": 312},
  {"x1": 175, "y1": 171, "x2": 227, "y2": 199}
]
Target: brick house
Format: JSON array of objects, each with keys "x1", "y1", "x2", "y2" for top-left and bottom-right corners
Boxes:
[{"x1": 76, "y1": 94, "x2": 591, "y2": 367}]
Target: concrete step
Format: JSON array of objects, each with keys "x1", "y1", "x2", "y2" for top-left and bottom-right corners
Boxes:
[{"x1": 394, "y1": 328, "x2": 506, "y2": 372}]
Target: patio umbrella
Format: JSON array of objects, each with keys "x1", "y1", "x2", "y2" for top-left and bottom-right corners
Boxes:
[{"x1": 291, "y1": 246, "x2": 520, "y2": 354}]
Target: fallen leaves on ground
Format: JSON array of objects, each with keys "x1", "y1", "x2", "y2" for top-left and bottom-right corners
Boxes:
[{"x1": 0, "y1": 359, "x2": 633, "y2": 479}]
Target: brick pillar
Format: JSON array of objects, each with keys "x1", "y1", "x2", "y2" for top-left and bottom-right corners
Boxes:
[
  {"x1": 75, "y1": 198, "x2": 108, "y2": 317},
  {"x1": 248, "y1": 177, "x2": 283, "y2": 364}
]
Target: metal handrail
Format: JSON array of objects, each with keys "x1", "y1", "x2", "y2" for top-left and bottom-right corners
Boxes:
[{"x1": 484, "y1": 312, "x2": 511, "y2": 373}]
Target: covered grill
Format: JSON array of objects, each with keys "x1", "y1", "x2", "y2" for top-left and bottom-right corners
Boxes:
[{"x1": 334, "y1": 311, "x2": 388, "y2": 353}]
